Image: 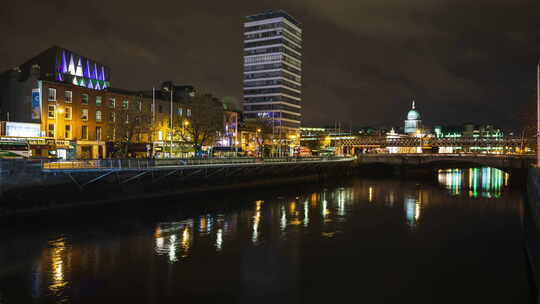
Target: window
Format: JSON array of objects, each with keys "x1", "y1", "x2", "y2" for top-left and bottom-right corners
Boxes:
[
  {"x1": 64, "y1": 90, "x2": 72, "y2": 103},
  {"x1": 81, "y1": 109, "x2": 88, "y2": 121},
  {"x1": 65, "y1": 106, "x2": 72, "y2": 120},
  {"x1": 178, "y1": 107, "x2": 183, "y2": 116},
  {"x1": 48, "y1": 88, "x2": 56, "y2": 101},
  {"x1": 96, "y1": 96, "x2": 102, "y2": 107},
  {"x1": 125, "y1": 113, "x2": 129, "y2": 124},
  {"x1": 158, "y1": 130, "x2": 163, "y2": 141},
  {"x1": 158, "y1": 105, "x2": 163, "y2": 113},
  {"x1": 81, "y1": 93, "x2": 89, "y2": 105},
  {"x1": 123, "y1": 99, "x2": 129, "y2": 109},
  {"x1": 81, "y1": 126, "x2": 88, "y2": 139},
  {"x1": 96, "y1": 127, "x2": 102, "y2": 141},
  {"x1": 65, "y1": 125, "x2": 71, "y2": 139},
  {"x1": 48, "y1": 105, "x2": 56, "y2": 119},
  {"x1": 109, "y1": 98, "x2": 115, "y2": 108},
  {"x1": 134, "y1": 116, "x2": 141, "y2": 125},
  {"x1": 96, "y1": 110, "x2": 102, "y2": 122},
  {"x1": 138, "y1": 101, "x2": 142, "y2": 112},
  {"x1": 48, "y1": 124, "x2": 55, "y2": 137},
  {"x1": 109, "y1": 112, "x2": 115, "y2": 122},
  {"x1": 187, "y1": 109, "x2": 192, "y2": 117}
]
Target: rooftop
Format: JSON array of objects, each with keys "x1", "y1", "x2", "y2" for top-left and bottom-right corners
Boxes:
[{"x1": 245, "y1": 10, "x2": 301, "y2": 27}]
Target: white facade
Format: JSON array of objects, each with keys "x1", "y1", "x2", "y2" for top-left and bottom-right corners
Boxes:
[{"x1": 404, "y1": 100, "x2": 422, "y2": 135}]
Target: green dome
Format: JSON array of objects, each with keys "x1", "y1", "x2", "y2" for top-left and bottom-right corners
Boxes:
[{"x1": 407, "y1": 109, "x2": 420, "y2": 120}]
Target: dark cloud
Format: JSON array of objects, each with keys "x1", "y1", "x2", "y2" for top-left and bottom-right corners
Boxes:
[{"x1": 1, "y1": 0, "x2": 539, "y2": 130}]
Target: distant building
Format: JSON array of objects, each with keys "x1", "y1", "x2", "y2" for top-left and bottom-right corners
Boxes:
[
  {"x1": 404, "y1": 100, "x2": 422, "y2": 135},
  {"x1": 434, "y1": 124, "x2": 503, "y2": 138},
  {"x1": 243, "y1": 10, "x2": 302, "y2": 135}
]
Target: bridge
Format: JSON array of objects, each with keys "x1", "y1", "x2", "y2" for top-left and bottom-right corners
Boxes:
[
  {"x1": 356, "y1": 153, "x2": 535, "y2": 170},
  {"x1": 330, "y1": 136, "x2": 533, "y2": 148}
]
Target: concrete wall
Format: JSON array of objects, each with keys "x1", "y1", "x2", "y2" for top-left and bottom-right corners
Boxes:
[
  {"x1": 526, "y1": 168, "x2": 540, "y2": 300},
  {"x1": 357, "y1": 154, "x2": 534, "y2": 170}
]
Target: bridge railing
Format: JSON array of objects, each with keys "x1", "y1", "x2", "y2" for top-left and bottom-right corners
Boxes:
[
  {"x1": 358, "y1": 153, "x2": 535, "y2": 158},
  {"x1": 40, "y1": 156, "x2": 355, "y2": 170}
]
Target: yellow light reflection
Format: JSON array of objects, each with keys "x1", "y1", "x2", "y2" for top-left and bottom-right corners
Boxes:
[
  {"x1": 310, "y1": 193, "x2": 318, "y2": 208},
  {"x1": 180, "y1": 227, "x2": 191, "y2": 258},
  {"x1": 368, "y1": 187, "x2": 373, "y2": 202},
  {"x1": 253, "y1": 204, "x2": 262, "y2": 243},
  {"x1": 48, "y1": 238, "x2": 69, "y2": 294},
  {"x1": 290, "y1": 202, "x2": 296, "y2": 214}
]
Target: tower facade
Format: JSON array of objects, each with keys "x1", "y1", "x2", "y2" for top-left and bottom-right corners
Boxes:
[{"x1": 243, "y1": 10, "x2": 302, "y2": 134}]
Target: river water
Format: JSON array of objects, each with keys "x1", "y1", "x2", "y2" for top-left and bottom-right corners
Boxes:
[{"x1": 0, "y1": 167, "x2": 531, "y2": 303}]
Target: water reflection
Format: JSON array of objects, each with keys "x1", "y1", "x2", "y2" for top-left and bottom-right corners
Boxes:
[
  {"x1": 154, "y1": 220, "x2": 193, "y2": 262},
  {"x1": 404, "y1": 193, "x2": 422, "y2": 229},
  {"x1": 4, "y1": 169, "x2": 524, "y2": 304},
  {"x1": 48, "y1": 237, "x2": 70, "y2": 295},
  {"x1": 438, "y1": 167, "x2": 509, "y2": 198}
]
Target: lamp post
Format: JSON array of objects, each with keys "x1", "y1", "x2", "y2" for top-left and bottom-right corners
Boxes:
[
  {"x1": 55, "y1": 107, "x2": 64, "y2": 159},
  {"x1": 183, "y1": 120, "x2": 189, "y2": 158},
  {"x1": 170, "y1": 88, "x2": 174, "y2": 158},
  {"x1": 256, "y1": 128, "x2": 261, "y2": 158},
  {"x1": 537, "y1": 57, "x2": 540, "y2": 166},
  {"x1": 56, "y1": 107, "x2": 64, "y2": 140}
]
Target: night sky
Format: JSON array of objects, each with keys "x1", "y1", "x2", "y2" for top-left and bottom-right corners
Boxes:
[{"x1": 1, "y1": 0, "x2": 540, "y2": 130}]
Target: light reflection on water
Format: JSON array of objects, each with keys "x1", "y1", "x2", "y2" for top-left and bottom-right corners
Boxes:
[
  {"x1": 438, "y1": 167, "x2": 509, "y2": 198},
  {"x1": 1, "y1": 169, "x2": 526, "y2": 304}
]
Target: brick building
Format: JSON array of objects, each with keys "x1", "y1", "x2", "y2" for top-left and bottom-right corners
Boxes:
[{"x1": 0, "y1": 46, "x2": 195, "y2": 159}]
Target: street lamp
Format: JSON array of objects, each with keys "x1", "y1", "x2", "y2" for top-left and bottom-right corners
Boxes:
[
  {"x1": 56, "y1": 108, "x2": 64, "y2": 140},
  {"x1": 256, "y1": 128, "x2": 262, "y2": 158},
  {"x1": 182, "y1": 120, "x2": 190, "y2": 157}
]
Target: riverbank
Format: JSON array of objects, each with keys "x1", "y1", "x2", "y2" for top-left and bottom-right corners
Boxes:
[{"x1": 0, "y1": 173, "x2": 327, "y2": 217}]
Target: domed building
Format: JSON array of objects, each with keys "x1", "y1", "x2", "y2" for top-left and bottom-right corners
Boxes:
[{"x1": 404, "y1": 100, "x2": 422, "y2": 135}]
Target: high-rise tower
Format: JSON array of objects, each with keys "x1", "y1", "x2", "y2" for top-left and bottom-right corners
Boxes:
[{"x1": 243, "y1": 10, "x2": 302, "y2": 134}]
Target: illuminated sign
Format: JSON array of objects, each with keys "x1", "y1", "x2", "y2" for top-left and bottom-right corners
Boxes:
[
  {"x1": 31, "y1": 89, "x2": 41, "y2": 120},
  {"x1": 5, "y1": 122, "x2": 41, "y2": 137}
]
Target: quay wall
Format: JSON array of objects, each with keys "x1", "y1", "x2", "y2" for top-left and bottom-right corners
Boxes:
[{"x1": 0, "y1": 159, "x2": 353, "y2": 216}]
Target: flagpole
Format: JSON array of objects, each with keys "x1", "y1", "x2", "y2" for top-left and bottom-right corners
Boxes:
[
  {"x1": 537, "y1": 59, "x2": 540, "y2": 166},
  {"x1": 170, "y1": 89, "x2": 173, "y2": 158},
  {"x1": 152, "y1": 87, "x2": 155, "y2": 124}
]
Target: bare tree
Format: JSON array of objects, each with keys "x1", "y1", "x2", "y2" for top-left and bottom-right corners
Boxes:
[
  {"x1": 241, "y1": 118, "x2": 273, "y2": 157},
  {"x1": 173, "y1": 94, "x2": 223, "y2": 155},
  {"x1": 108, "y1": 107, "x2": 152, "y2": 158}
]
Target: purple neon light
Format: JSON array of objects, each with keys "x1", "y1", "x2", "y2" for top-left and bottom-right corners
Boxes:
[
  {"x1": 61, "y1": 50, "x2": 68, "y2": 73},
  {"x1": 100, "y1": 66, "x2": 106, "y2": 81},
  {"x1": 85, "y1": 59, "x2": 91, "y2": 78}
]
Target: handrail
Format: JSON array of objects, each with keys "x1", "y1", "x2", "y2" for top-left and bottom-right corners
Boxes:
[{"x1": 40, "y1": 156, "x2": 356, "y2": 170}]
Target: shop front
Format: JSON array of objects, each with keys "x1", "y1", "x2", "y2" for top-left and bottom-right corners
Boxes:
[
  {"x1": 76, "y1": 140, "x2": 106, "y2": 159},
  {"x1": 152, "y1": 141, "x2": 194, "y2": 158},
  {"x1": 27, "y1": 138, "x2": 56, "y2": 158},
  {"x1": 54, "y1": 140, "x2": 75, "y2": 160}
]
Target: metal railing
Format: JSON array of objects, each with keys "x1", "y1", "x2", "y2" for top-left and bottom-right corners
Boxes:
[
  {"x1": 41, "y1": 156, "x2": 356, "y2": 170},
  {"x1": 358, "y1": 153, "x2": 535, "y2": 159}
]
